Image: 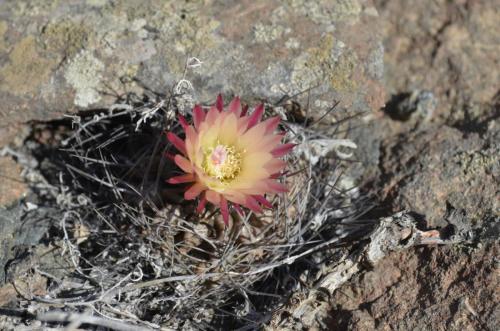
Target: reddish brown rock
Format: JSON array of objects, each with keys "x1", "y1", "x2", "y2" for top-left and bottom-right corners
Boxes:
[
  {"x1": 329, "y1": 243, "x2": 498, "y2": 331},
  {"x1": 328, "y1": 1, "x2": 500, "y2": 330},
  {"x1": 377, "y1": 126, "x2": 498, "y2": 228},
  {"x1": 376, "y1": 0, "x2": 499, "y2": 125}
]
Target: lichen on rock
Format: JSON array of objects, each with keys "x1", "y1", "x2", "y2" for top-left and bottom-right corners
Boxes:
[
  {"x1": 0, "y1": 0, "x2": 384, "y2": 134},
  {"x1": 286, "y1": 0, "x2": 362, "y2": 25},
  {"x1": 41, "y1": 20, "x2": 89, "y2": 58},
  {"x1": 253, "y1": 23, "x2": 288, "y2": 43},
  {"x1": 0, "y1": 36, "x2": 55, "y2": 95},
  {"x1": 290, "y1": 34, "x2": 358, "y2": 93},
  {"x1": 0, "y1": 21, "x2": 8, "y2": 50},
  {"x1": 64, "y1": 50, "x2": 104, "y2": 107}
]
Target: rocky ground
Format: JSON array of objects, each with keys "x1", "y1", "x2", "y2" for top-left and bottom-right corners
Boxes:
[
  {"x1": 0, "y1": 0, "x2": 498, "y2": 330},
  {"x1": 329, "y1": 1, "x2": 499, "y2": 330}
]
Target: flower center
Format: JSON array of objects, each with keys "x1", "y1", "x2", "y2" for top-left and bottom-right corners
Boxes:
[{"x1": 203, "y1": 144, "x2": 242, "y2": 181}]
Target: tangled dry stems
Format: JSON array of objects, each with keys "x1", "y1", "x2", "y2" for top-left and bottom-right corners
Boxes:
[{"x1": 13, "y1": 89, "x2": 369, "y2": 330}]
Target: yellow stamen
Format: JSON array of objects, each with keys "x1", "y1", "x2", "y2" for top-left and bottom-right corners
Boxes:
[{"x1": 203, "y1": 143, "x2": 242, "y2": 181}]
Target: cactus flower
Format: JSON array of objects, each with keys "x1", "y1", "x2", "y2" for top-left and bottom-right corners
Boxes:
[{"x1": 167, "y1": 94, "x2": 294, "y2": 224}]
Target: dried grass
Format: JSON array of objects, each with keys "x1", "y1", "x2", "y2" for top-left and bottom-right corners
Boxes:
[{"x1": 16, "y1": 87, "x2": 371, "y2": 330}]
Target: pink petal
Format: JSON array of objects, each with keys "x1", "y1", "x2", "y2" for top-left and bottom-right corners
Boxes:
[
  {"x1": 206, "y1": 106, "x2": 219, "y2": 126},
  {"x1": 167, "y1": 174, "x2": 195, "y2": 184},
  {"x1": 178, "y1": 115, "x2": 189, "y2": 130},
  {"x1": 253, "y1": 195, "x2": 273, "y2": 209},
  {"x1": 228, "y1": 96, "x2": 241, "y2": 116},
  {"x1": 237, "y1": 116, "x2": 250, "y2": 135},
  {"x1": 271, "y1": 143, "x2": 296, "y2": 157},
  {"x1": 196, "y1": 194, "x2": 207, "y2": 213},
  {"x1": 206, "y1": 190, "x2": 221, "y2": 205},
  {"x1": 266, "y1": 180, "x2": 288, "y2": 193},
  {"x1": 264, "y1": 159, "x2": 287, "y2": 174},
  {"x1": 254, "y1": 134, "x2": 283, "y2": 153},
  {"x1": 185, "y1": 124, "x2": 197, "y2": 142},
  {"x1": 185, "y1": 182, "x2": 205, "y2": 200},
  {"x1": 167, "y1": 132, "x2": 187, "y2": 155},
  {"x1": 247, "y1": 104, "x2": 264, "y2": 129},
  {"x1": 216, "y1": 94, "x2": 224, "y2": 112},
  {"x1": 263, "y1": 116, "x2": 281, "y2": 134},
  {"x1": 220, "y1": 196, "x2": 229, "y2": 225},
  {"x1": 193, "y1": 104, "x2": 205, "y2": 130},
  {"x1": 174, "y1": 155, "x2": 193, "y2": 173},
  {"x1": 224, "y1": 191, "x2": 247, "y2": 206},
  {"x1": 184, "y1": 125, "x2": 198, "y2": 160},
  {"x1": 244, "y1": 195, "x2": 262, "y2": 213},
  {"x1": 238, "y1": 120, "x2": 271, "y2": 149}
]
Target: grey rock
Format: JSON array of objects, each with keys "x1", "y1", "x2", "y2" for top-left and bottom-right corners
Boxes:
[
  {"x1": 0, "y1": 0, "x2": 385, "y2": 146},
  {"x1": 0, "y1": 205, "x2": 56, "y2": 284}
]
